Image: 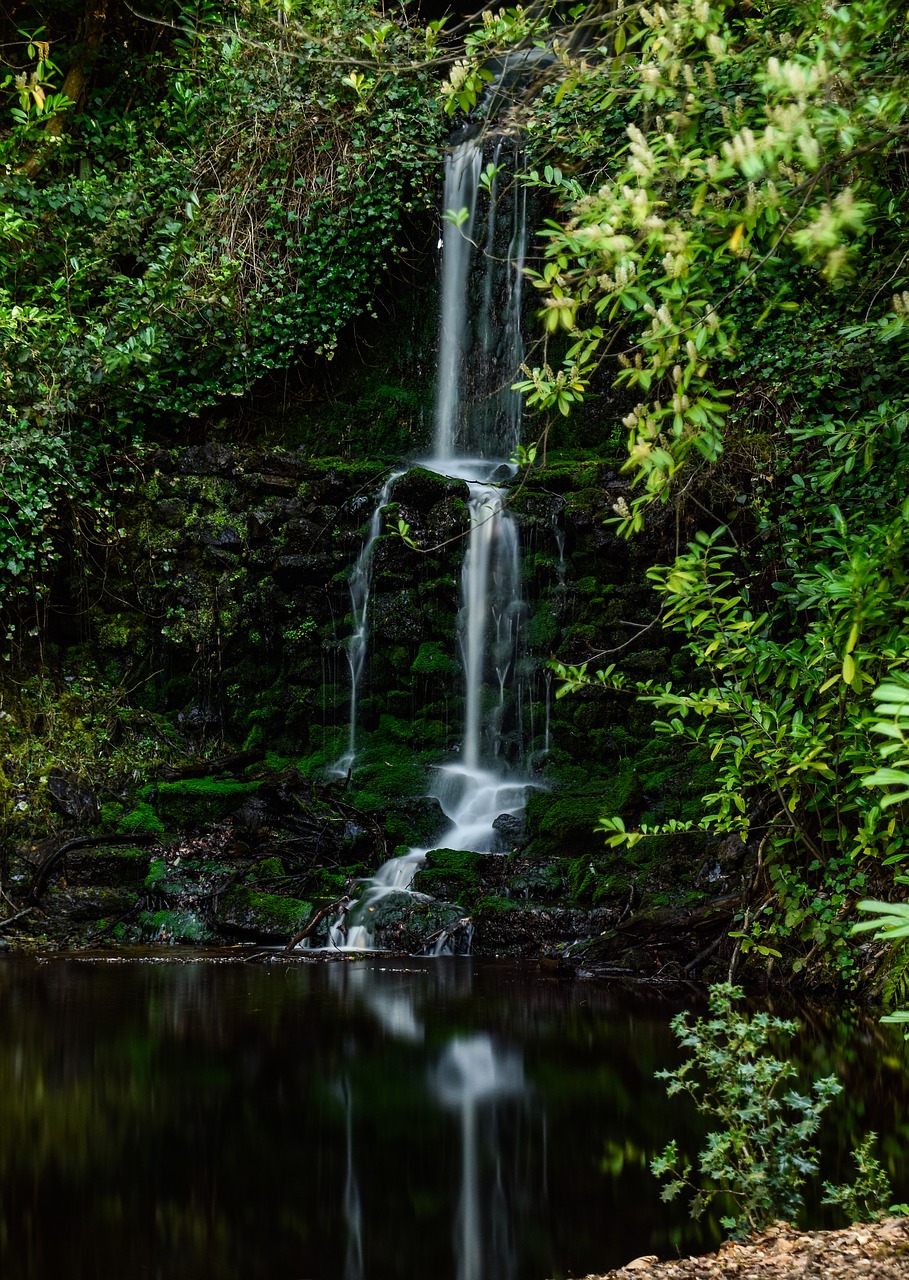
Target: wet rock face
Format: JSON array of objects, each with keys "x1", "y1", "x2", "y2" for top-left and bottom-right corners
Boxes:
[
  {"x1": 61, "y1": 849, "x2": 152, "y2": 888},
  {"x1": 473, "y1": 905, "x2": 617, "y2": 958},
  {"x1": 367, "y1": 891, "x2": 466, "y2": 954},
  {"x1": 492, "y1": 812, "x2": 526, "y2": 849},
  {"x1": 16, "y1": 440, "x2": 721, "y2": 970},
  {"x1": 85, "y1": 446, "x2": 473, "y2": 767},
  {"x1": 47, "y1": 770, "x2": 98, "y2": 825},
  {"x1": 44, "y1": 887, "x2": 140, "y2": 923}
]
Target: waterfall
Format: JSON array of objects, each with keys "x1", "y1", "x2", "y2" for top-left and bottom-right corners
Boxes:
[
  {"x1": 434, "y1": 140, "x2": 483, "y2": 463},
  {"x1": 322, "y1": 131, "x2": 536, "y2": 950},
  {"x1": 334, "y1": 472, "x2": 402, "y2": 775},
  {"x1": 427, "y1": 136, "x2": 528, "y2": 471}
]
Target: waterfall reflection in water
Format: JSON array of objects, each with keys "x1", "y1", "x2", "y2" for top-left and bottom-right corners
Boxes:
[{"x1": 432, "y1": 1035, "x2": 528, "y2": 1280}]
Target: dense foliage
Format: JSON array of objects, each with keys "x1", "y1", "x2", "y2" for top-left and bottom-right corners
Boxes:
[{"x1": 0, "y1": 0, "x2": 442, "y2": 611}]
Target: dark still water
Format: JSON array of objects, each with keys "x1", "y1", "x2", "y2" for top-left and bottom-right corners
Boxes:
[{"x1": 2, "y1": 956, "x2": 909, "y2": 1280}]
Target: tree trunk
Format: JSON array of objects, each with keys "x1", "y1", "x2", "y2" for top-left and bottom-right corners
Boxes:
[{"x1": 22, "y1": 0, "x2": 109, "y2": 179}]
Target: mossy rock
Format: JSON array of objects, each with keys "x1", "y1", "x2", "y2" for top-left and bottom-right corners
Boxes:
[
  {"x1": 117, "y1": 802, "x2": 165, "y2": 835},
  {"x1": 62, "y1": 847, "x2": 153, "y2": 888},
  {"x1": 412, "y1": 849, "x2": 483, "y2": 906},
  {"x1": 246, "y1": 856, "x2": 284, "y2": 881},
  {"x1": 411, "y1": 640, "x2": 459, "y2": 679},
  {"x1": 524, "y1": 793, "x2": 610, "y2": 859},
  {"x1": 369, "y1": 891, "x2": 465, "y2": 953},
  {"x1": 138, "y1": 908, "x2": 209, "y2": 944},
  {"x1": 215, "y1": 886, "x2": 312, "y2": 940},
  {"x1": 506, "y1": 864, "x2": 563, "y2": 902},
  {"x1": 385, "y1": 796, "x2": 448, "y2": 847},
  {"x1": 144, "y1": 857, "x2": 184, "y2": 895},
  {"x1": 310, "y1": 868, "x2": 354, "y2": 900},
  {"x1": 45, "y1": 887, "x2": 139, "y2": 922},
  {"x1": 155, "y1": 778, "x2": 262, "y2": 827},
  {"x1": 473, "y1": 894, "x2": 521, "y2": 914},
  {"x1": 348, "y1": 757, "x2": 429, "y2": 810}
]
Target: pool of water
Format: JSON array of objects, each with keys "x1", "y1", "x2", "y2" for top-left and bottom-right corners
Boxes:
[{"x1": 1, "y1": 954, "x2": 907, "y2": 1280}]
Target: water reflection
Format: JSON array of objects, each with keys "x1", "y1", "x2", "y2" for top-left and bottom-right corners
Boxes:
[
  {"x1": 0, "y1": 956, "x2": 907, "y2": 1280},
  {"x1": 337, "y1": 1077, "x2": 364, "y2": 1280},
  {"x1": 432, "y1": 1036, "x2": 527, "y2": 1280}
]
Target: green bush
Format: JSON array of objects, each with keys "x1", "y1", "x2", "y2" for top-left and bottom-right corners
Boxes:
[{"x1": 652, "y1": 984, "x2": 842, "y2": 1237}]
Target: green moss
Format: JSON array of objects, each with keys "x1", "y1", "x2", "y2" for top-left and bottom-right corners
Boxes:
[
  {"x1": 474, "y1": 895, "x2": 520, "y2": 913},
  {"x1": 118, "y1": 802, "x2": 165, "y2": 835},
  {"x1": 250, "y1": 856, "x2": 284, "y2": 880},
  {"x1": 155, "y1": 778, "x2": 262, "y2": 826},
  {"x1": 525, "y1": 793, "x2": 609, "y2": 859},
  {"x1": 411, "y1": 641, "x2": 459, "y2": 678},
  {"x1": 216, "y1": 886, "x2": 312, "y2": 938},
  {"x1": 348, "y1": 757, "x2": 428, "y2": 808},
  {"x1": 144, "y1": 858, "x2": 183, "y2": 895},
  {"x1": 138, "y1": 908, "x2": 208, "y2": 943},
  {"x1": 523, "y1": 606, "x2": 558, "y2": 650},
  {"x1": 412, "y1": 850, "x2": 484, "y2": 906},
  {"x1": 311, "y1": 869, "x2": 351, "y2": 899}
]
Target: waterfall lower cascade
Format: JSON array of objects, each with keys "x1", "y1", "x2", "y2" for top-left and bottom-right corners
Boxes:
[{"x1": 326, "y1": 131, "x2": 536, "y2": 950}]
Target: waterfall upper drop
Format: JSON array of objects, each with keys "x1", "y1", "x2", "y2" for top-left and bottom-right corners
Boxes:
[{"x1": 428, "y1": 135, "x2": 528, "y2": 473}]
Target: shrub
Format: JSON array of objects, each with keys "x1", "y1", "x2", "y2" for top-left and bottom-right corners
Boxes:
[{"x1": 652, "y1": 984, "x2": 842, "y2": 1237}]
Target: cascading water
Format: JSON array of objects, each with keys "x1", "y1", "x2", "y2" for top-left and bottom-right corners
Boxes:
[
  {"x1": 325, "y1": 128, "x2": 536, "y2": 950},
  {"x1": 334, "y1": 472, "x2": 402, "y2": 776},
  {"x1": 328, "y1": 851, "x2": 427, "y2": 950}
]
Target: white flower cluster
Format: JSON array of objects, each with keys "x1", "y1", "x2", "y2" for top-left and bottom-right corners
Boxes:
[
  {"x1": 623, "y1": 403, "x2": 661, "y2": 440},
  {"x1": 627, "y1": 124, "x2": 658, "y2": 180},
  {"x1": 442, "y1": 61, "x2": 471, "y2": 96},
  {"x1": 765, "y1": 56, "x2": 831, "y2": 98},
  {"x1": 597, "y1": 261, "x2": 637, "y2": 293}
]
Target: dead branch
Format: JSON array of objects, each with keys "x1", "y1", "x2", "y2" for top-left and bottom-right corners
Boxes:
[{"x1": 285, "y1": 894, "x2": 349, "y2": 952}]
